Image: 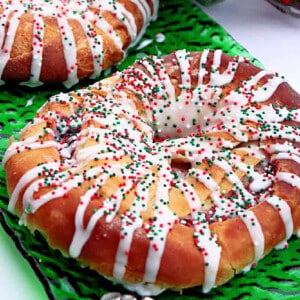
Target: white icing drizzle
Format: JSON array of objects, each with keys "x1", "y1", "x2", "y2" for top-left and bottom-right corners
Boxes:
[
  {"x1": 140, "y1": 56, "x2": 176, "y2": 101},
  {"x1": 2, "y1": 138, "x2": 57, "y2": 166},
  {"x1": 213, "y1": 158, "x2": 254, "y2": 205},
  {"x1": 91, "y1": 13, "x2": 123, "y2": 51},
  {"x1": 219, "y1": 151, "x2": 273, "y2": 193},
  {"x1": 4, "y1": 49, "x2": 300, "y2": 295},
  {"x1": 276, "y1": 172, "x2": 300, "y2": 188},
  {"x1": 178, "y1": 159, "x2": 223, "y2": 292},
  {"x1": 113, "y1": 174, "x2": 153, "y2": 281},
  {"x1": 176, "y1": 179, "x2": 202, "y2": 211},
  {"x1": 193, "y1": 216, "x2": 221, "y2": 293},
  {"x1": 198, "y1": 49, "x2": 209, "y2": 85},
  {"x1": 0, "y1": 9, "x2": 23, "y2": 83},
  {"x1": 238, "y1": 209, "x2": 264, "y2": 264},
  {"x1": 70, "y1": 167, "x2": 136, "y2": 258},
  {"x1": 252, "y1": 123, "x2": 300, "y2": 142},
  {"x1": 189, "y1": 168, "x2": 218, "y2": 192},
  {"x1": 265, "y1": 195, "x2": 293, "y2": 249},
  {"x1": 143, "y1": 162, "x2": 178, "y2": 283},
  {"x1": 267, "y1": 141, "x2": 300, "y2": 166},
  {"x1": 8, "y1": 162, "x2": 62, "y2": 212},
  {"x1": 225, "y1": 70, "x2": 285, "y2": 106},
  {"x1": 21, "y1": 13, "x2": 45, "y2": 87},
  {"x1": 57, "y1": 15, "x2": 79, "y2": 88},
  {"x1": 251, "y1": 75, "x2": 285, "y2": 103},
  {"x1": 79, "y1": 17, "x2": 104, "y2": 79},
  {"x1": 209, "y1": 49, "x2": 237, "y2": 85},
  {"x1": 22, "y1": 166, "x2": 83, "y2": 216},
  {"x1": 271, "y1": 152, "x2": 300, "y2": 165},
  {"x1": 264, "y1": 141, "x2": 300, "y2": 156},
  {"x1": 175, "y1": 49, "x2": 192, "y2": 102},
  {"x1": 97, "y1": 0, "x2": 138, "y2": 42}
]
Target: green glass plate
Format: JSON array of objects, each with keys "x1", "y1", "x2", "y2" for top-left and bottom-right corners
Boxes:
[{"x1": 1, "y1": 1, "x2": 299, "y2": 299}]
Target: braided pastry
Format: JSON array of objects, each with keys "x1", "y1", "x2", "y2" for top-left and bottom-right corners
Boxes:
[
  {"x1": 3, "y1": 49, "x2": 300, "y2": 296},
  {"x1": 0, "y1": 0, "x2": 158, "y2": 88}
]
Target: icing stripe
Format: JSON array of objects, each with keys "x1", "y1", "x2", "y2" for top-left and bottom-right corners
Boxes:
[
  {"x1": 271, "y1": 152, "x2": 300, "y2": 165},
  {"x1": 209, "y1": 49, "x2": 237, "y2": 85},
  {"x1": 69, "y1": 166, "x2": 133, "y2": 258},
  {"x1": 8, "y1": 162, "x2": 62, "y2": 212},
  {"x1": 0, "y1": 10, "x2": 23, "y2": 83},
  {"x1": 79, "y1": 18, "x2": 104, "y2": 79},
  {"x1": 113, "y1": 173, "x2": 153, "y2": 281},
  {"x1": 265, "y1": 195, "x2": 293, "y2": 249},
  {"x1": 2, "y1": 139, "x2": 57, "y2": 166},
  {"x1": 198, "y1": 49, "x2": 209, "y2": 85},
  {"x1": 193, "y1": 219, "x2": 221, "y2": 293},
  {"x1": 21, "y1": 13, "x2": 45, "y2": 87},
  {"x1": 277, "y1": 172, "x2": 300, "y2": 189},
  {"x1": 143, "y1": 163, "x2": 178, "y2": 283},
  {"x1": 175, "y1": 49, "x2": 192, "y2": 102},
  {"x1": 239, "y1": 210, "x2": 265, "y2": 264},
  {"x1": 57, "y1": 16, "x2": 79, "y2": 88},
  {"x1": 96, "y1": 0, "x2": 137, "y2": 42}
]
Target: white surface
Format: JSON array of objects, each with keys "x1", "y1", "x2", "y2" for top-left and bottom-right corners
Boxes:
[{"x1": 1, "y1": 0, "x2": 300, "y2": 299}]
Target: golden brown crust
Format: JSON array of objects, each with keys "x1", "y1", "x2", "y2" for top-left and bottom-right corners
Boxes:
[{"x1": 4, "y1": 49, "x2": 300, "y2": 295}]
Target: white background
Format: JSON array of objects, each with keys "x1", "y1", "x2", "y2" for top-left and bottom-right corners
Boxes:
[{"x1": 1, "y1": 0, "x2": 300, "y2": 299}]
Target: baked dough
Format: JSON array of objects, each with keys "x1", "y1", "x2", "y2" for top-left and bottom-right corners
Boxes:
[
  {"x1": 0, "y1": 0, "x2": 158, "y2": 87},
  {"x1": 3, "y1": 49, "x2": 300, "y2": 296}
]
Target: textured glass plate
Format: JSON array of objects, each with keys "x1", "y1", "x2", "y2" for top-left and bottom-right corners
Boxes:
[{"x1": 0, "y1": 0, "x2": 300, "y2": 299}]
